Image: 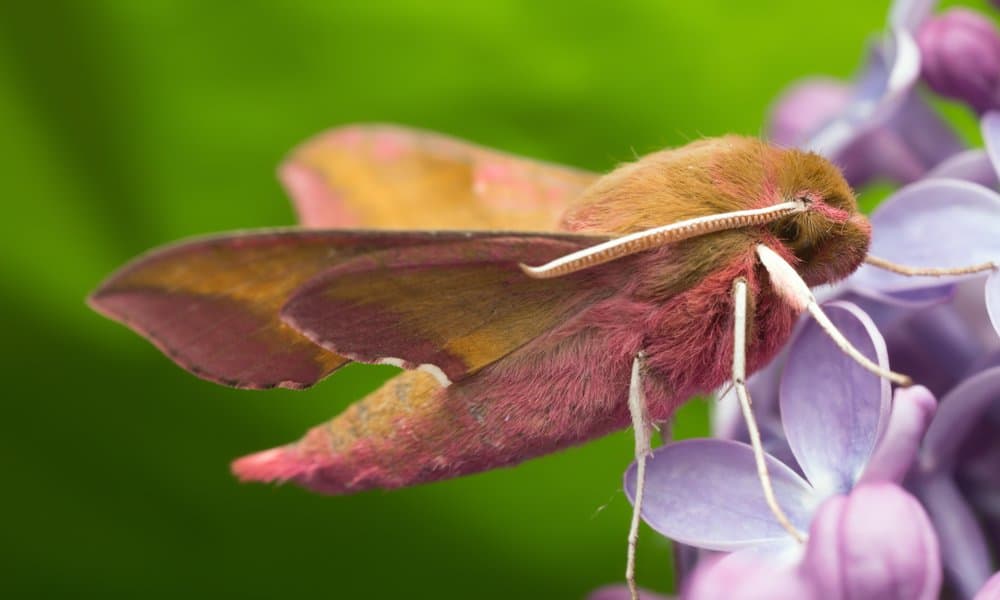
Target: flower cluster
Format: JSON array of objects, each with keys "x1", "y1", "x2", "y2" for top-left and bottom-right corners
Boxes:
[{"x1": 597, "y1": 1, "x2": 1000, "y2": 598}]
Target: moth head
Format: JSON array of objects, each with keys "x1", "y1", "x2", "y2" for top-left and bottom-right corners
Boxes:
[{"x1": 769, "y1": 149, "x2": 871, "y2": 286}]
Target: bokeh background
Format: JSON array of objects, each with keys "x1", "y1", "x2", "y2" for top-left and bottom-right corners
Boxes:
[{"x1": 0, "y1": 1, "x2": 987, "y2": 598}]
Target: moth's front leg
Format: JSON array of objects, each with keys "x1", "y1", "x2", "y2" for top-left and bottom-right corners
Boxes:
[
  {"x1": 756, "y1": 244, "x2": 911, "y2": 386},
  {"x1": 626, "y1": 351, "x2": 653, "y2": 600},
  {"x1": 730, "y1": 277, "x2": 805, "y2": 543}
]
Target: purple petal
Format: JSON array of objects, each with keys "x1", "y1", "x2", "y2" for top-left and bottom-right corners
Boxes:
[
  {"x1": 879, "y1": 296, "x2": 994, "y2": 397},
  {"x1": 767, "y1": 78, "x2": 852, "y2": 147},
  {"x1": 683, "y1": 553, "x2": 818, "y2": 600},
  {"x1": 803, "y1": 483, "x2": 941, "y2": 600},
  {"x1": 587, "y1": 585, "x2": 671, "y2": 600},
  {"x1": 912, "y1": 475, "x2": 994, "y2": 598},
  {"x1": 887, "y1": 91, "x2": 965, "y2": 175},
  {"x1": 818, "y1": 35, "x2": 957, "y2": 186},
  {"x1": 889, "y1": 0, "x2": 938, "y2": 32},
  {"x1": 624, "y1": 440, "x2": 816, "y2": 552},
  {"x1": 983, "y1": 111, "x2": 1000, "y2": 177},
  {"x1": 672, "y1": 542, "x2": 703, "y2": 593},
  {"x1": 925, "y1": 149, "x2": 999, "y2": 187},
  {"x1": 848, "y1": 284, "x2": 957, "y2": 310},
  {"x1": 920, "y1": 366, "x2": 1000, "y2": 472},
  {"x1": 859, "y1": 386, "x2": 937, "y2": 484},
  {"x1": 973, "y1": 571, "x2": 1000, "y2": 600},
  {"x1": 834, "y1": 128, "x2": 926, "y2": 185},
  {"x1": 873, "y1": 29, "x2": 920, "y2": 120},
  {"x1": 780, "y1": 302, "x2": 891, "y2": 496},
  {"x1": 713, "y1": 349, "x2": 786, "y2": 440},
  {"x1": 711, "y1": 385, "x2": 743, "y2": 442},
  {"x1": 806, "y1": 31, "x2": 920, "y2": 158},
  {"x1": 987, "y1": 271, "x2": 1000, "y2": 337},
  {"x1": 849, "y1": 178, "x2": 1000, "y2": 294}
]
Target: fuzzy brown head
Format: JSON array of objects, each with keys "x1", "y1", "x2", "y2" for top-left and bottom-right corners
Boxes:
[
  {"x1": 767, "y1": 147, "x2": 871, "y2": 286},
  {"x1": 561, "y1": 136, "x2": 871, "y2": 289}
]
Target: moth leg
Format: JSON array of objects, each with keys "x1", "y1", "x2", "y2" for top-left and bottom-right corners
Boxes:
[
  {"x1": 732, "y1": 278, "x2": 806, "y2": 543},
  {"x1": 864, "y1": 255, "x2": 997, "y2": 277},
  {"x1": 756, "y1": 244, "x2": 912, "y2": 387},
  {"x1": 626, "y1": 351, "x2": 654, "y2": 600}
]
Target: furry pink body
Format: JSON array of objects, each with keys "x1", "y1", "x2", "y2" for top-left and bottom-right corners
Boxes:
[{"x1": 233, "y1": 245, "x2": 797, "y2": 494}]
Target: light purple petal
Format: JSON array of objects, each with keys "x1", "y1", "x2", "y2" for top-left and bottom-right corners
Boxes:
[
  {"x1": 888, "y1": 91, "x2": 965, "y2": 174},
  {"x1": 953, "y1": 278, "x2": 1000, "y2": 354},
  {"x1": 834, "y1": 128, "x2": 926, "y2": 184},
  {"x1": 987, "y1": 271, "x2": 1000, "y2": 337},
  {"x1": 624, "y1": 440, "x2": 816, "y2": 552},
  {"x1": 780, "y1": 302, "x2": 891, "y2": 496},
  {"x1": 767, "y1": 78, "x2": 852, "y2": 147},
  {"x1": 879, "y1": 298, "x2": 993, "y2": 397},
  {"x1": 803, "y1": 483, "x2": 941, "y2": 600},
  {"x1": 711, "y1": 385, "x2": 743, "y2": 442},
  {"x1": 925, "y1": 149, "x2": 999, "y2": 187},
  {"x1": 889, "y1": 0, "x2": 938, "y2": 32},
  {"x1": 849, "y1": 178, "x2": 1000, "y2": 293},
  {"x1": 983, "y1": 111, "x2": 1000, "y2": 177},
  {"x1": 920, "y1": 366, "x2": 1000, "y2": 472},
  {"x1": 912, "y1": 475, "x2": 993, "y2": 598},
  {"x1": 713, "y1": 349, "x2": 786, "y2": 440},
  {"x1": 859, "y1": 386, "x2": 937, "y2": 484},
  {"x1": 672, "y1": 542, "x2": 703, "y2": 593},
  {"x1": 876, "y1": 30, "x2": 923, "y2": 115},
  {"x1": 973, "y1": 571, "x2": 1000, "y2": 600},
  {"x1": 848, "y1": 284, "x2": 957, "y2": 309},
  {"x1": 683, "y1": 553, "x2": 817, "y2": 600},
  {"x1": 806, "y1": 31, "x2": 920, "y2": 157}
]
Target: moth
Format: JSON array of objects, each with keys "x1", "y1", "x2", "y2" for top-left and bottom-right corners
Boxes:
[{"x1": 91, "y1": 125, "x2": 963, "y2": 595}]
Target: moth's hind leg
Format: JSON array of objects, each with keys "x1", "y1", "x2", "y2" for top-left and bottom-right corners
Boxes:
[
  {"x1": 626, "y1": 351, "x2": 654, "y2": 600},
  {"x1": 731, "y1": 277, "x2": 805, "y2": 543}
]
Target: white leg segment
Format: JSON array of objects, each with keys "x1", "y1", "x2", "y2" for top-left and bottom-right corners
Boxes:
[
  {"x1": 756, "y1": 244, "x2": 911, "y2": 387},
  {"x1": 732, "y1": 278, "x2": 805, "y2": 543},
  {"x1": 626, "y1": 352, "x2": 653, "y2": 600}
]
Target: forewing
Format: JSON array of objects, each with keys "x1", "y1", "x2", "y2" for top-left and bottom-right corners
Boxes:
[
  {"x1": 280, "y1": 124, "x2": 598, "y2": 231},
  {"x1": 281, "y1": 234, "x2": 612, "y2": 384},
  {"x1": 90, "y1": 230, "x2": 606, "y2": 389}
]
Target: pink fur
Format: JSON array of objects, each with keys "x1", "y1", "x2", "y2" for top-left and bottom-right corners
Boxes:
[{"x1": 232, "y1": 246, "x2": 797, "y2": 494}]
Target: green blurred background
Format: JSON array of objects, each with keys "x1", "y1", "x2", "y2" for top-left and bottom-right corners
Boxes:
[{"x1": 0, "y1": 1, "x2": 983, "y2": 598}]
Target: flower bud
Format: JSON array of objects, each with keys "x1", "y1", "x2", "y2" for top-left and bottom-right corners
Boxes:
[
  {"x1": 918, "y1": 9, "x2": 1000, "y2": 113},
  {"x1": 804, "y1": 484, "x2": 941, "y2": 600}
]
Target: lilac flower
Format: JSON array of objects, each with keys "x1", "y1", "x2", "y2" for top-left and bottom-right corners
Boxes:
[
  {"x1": 683, "y1": 483, "x2": 939, "y2": 600},
  {"x1": 843, "y1": 111, "x2": 1000, "y2": 338},
  {"x1": 720, "y1": 280, "x2": 1000, "y2": 598},
  {"x1": 917, "y1": 8, "x2": 1000, "y2": 114},
  {"x1": 911, "y1": 365, "x2": 1000, "y2": 598},
  {"x1": 626, "y1": 304, "x2": 942, "y2": 599},
  {"x1": 710, "y1": 110, "x2": 1000, "y2": 597},
  {"x1": 768, "y1": 0, "x2": 962, "y2": 187}
]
